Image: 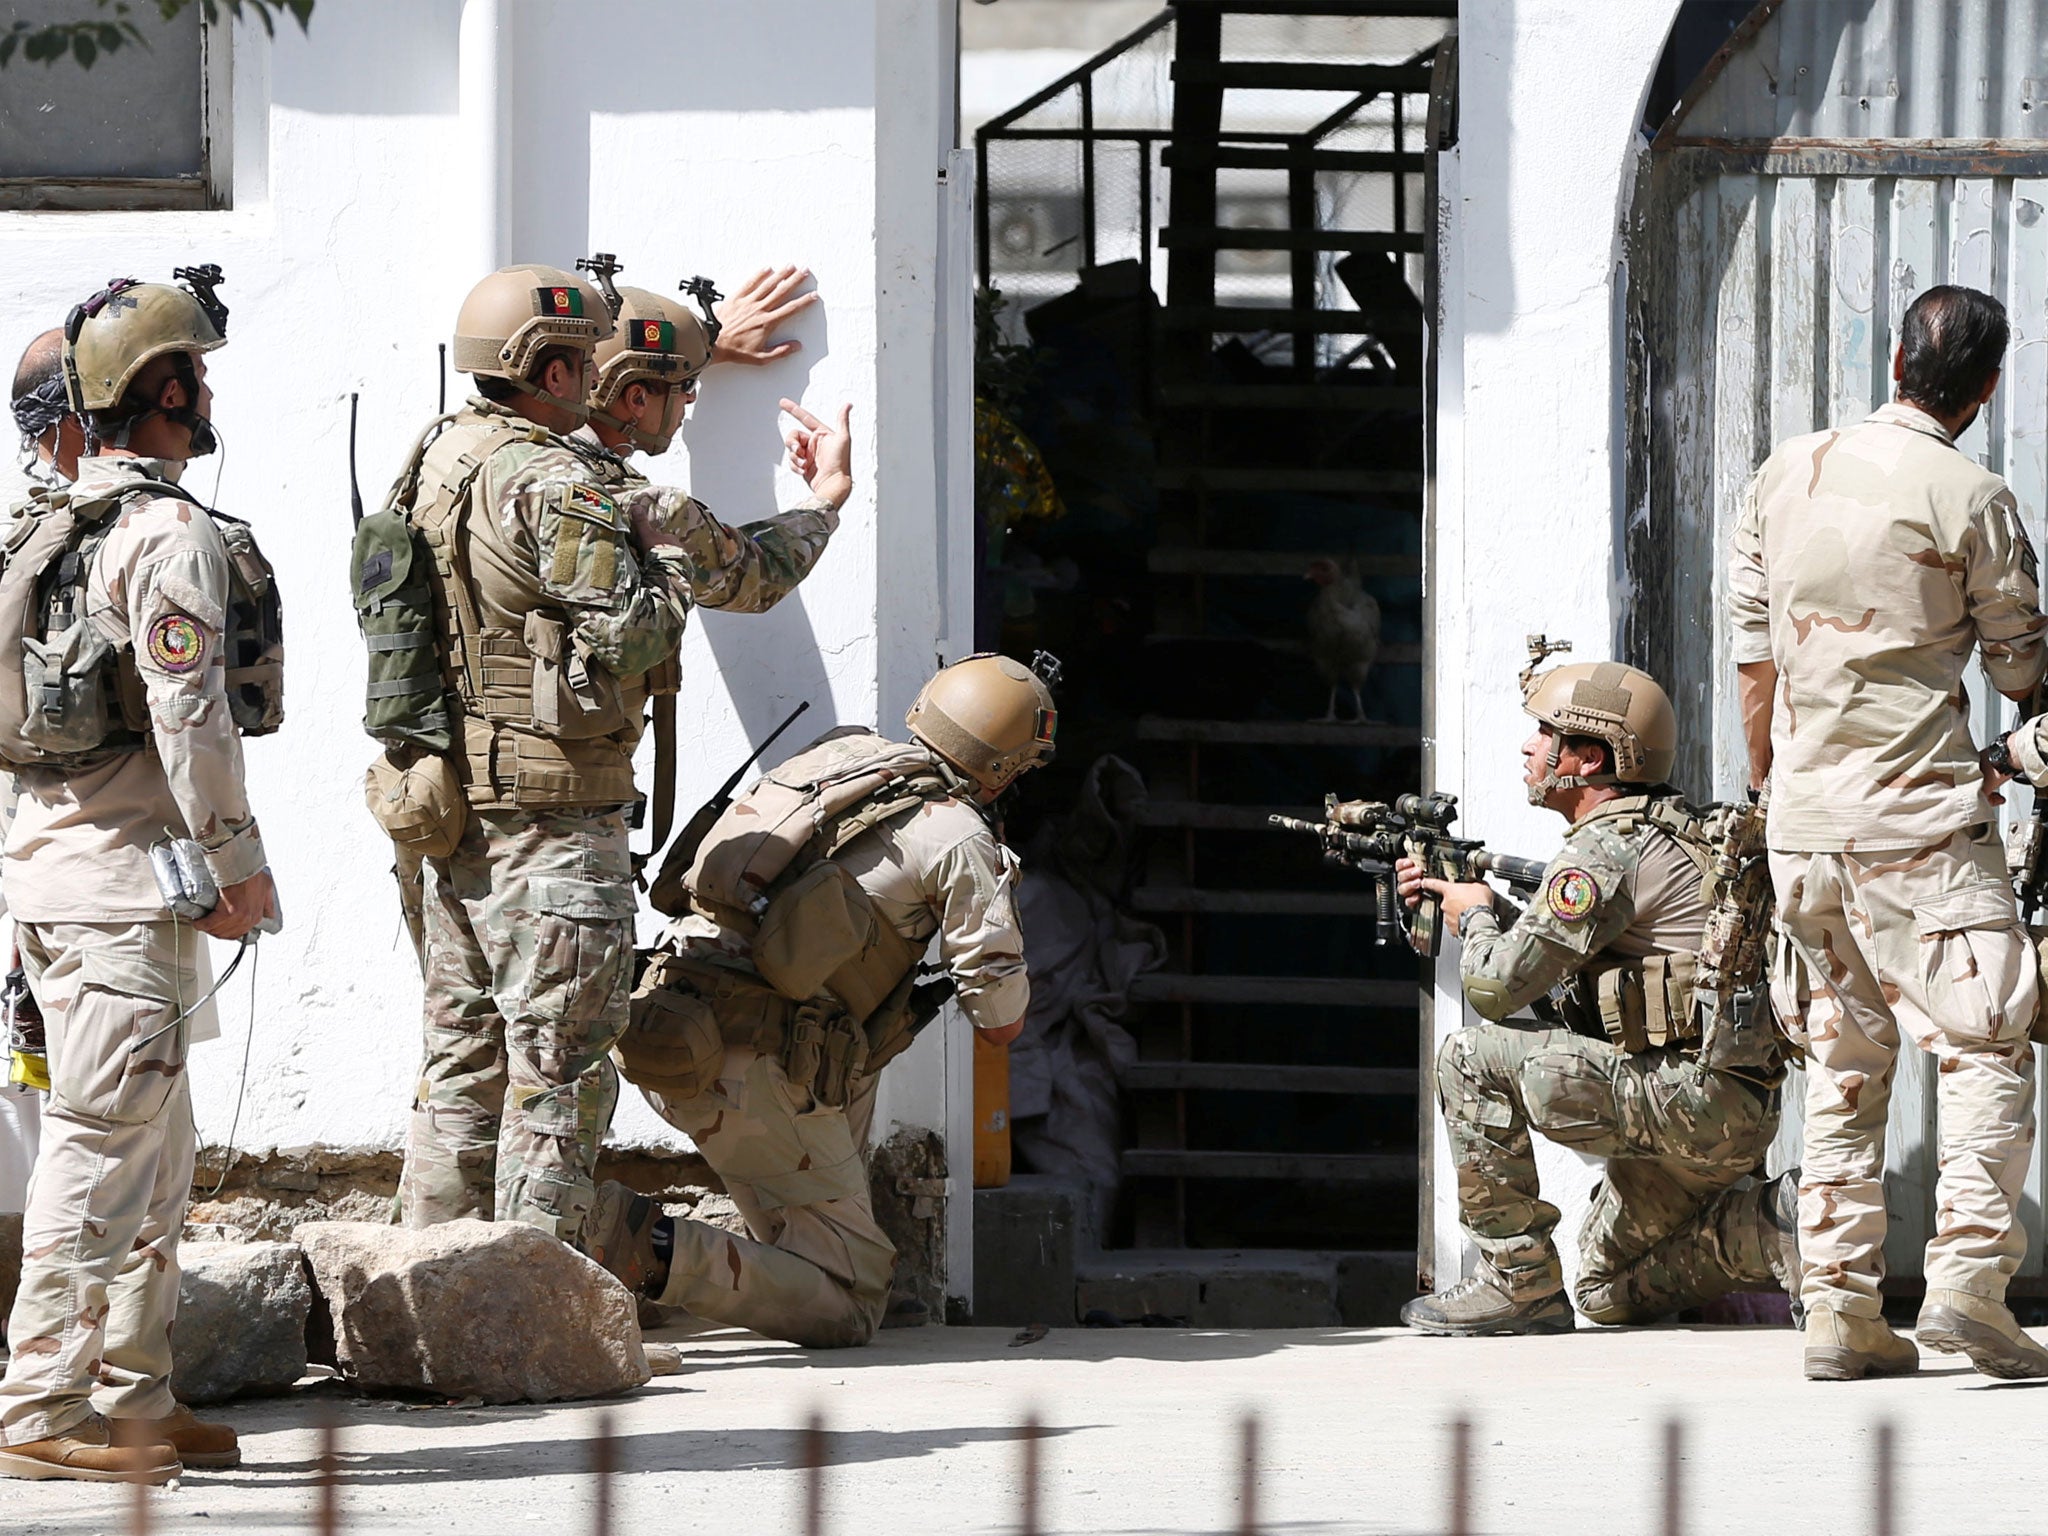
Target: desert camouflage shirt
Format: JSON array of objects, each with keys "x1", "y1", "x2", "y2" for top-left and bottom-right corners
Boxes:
[
  {"x1": 1729, "y1": 401, "x2": 2047, "y2": 852},
  {"x1": 4, "y1": 456, "x2": 265, "y2": 922},
  {"x1": 1457, "y1": 796, "x2": 1708, "y2": 1023}
]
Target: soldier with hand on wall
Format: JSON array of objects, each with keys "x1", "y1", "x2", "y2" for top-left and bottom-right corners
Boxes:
[
  {"x1": 0, "y1": 271, "x2": 282, "y2": 1483},
  {"x1": 582, "y1": 654, "x2": 1052, "y2": 1348},
  {"x1": 380, "y1": 264, "x2": 845, "y2": 1253},
  {"x1": 1397, "y1": 659, "x2": 1794, "y2": 1337},
  {"x1": 1732, "y1": 283, "x2": 2048, "y2": 1382}
]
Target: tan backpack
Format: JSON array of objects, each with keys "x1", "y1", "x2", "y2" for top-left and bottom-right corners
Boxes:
[{"x1": 682, "y1": 728, "x2": 957, "y2": 1021}]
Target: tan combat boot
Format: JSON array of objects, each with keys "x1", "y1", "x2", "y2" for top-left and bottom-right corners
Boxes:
[
  {"x1": 1915, "y1": 1289, "x2": 2048, "y2": 1380},
  {"x1": 0, "y1": 1412, "x2": 181, "y2": 1484},
  {"x1": 1399, "y1": 1267, "x2": 1575, "y2": 1336},
  {"x1": 1803, "y1": 1305, "x2": 1920, "y2": 1381},
  {"x1": 116, "y1": 1404, "x2": 240, "y2": 1469},
  {"x1": 585, "y1": 1179, "x2": 666, "y2": 1298}
]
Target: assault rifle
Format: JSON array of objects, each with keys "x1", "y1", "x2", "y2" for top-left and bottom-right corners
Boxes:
[{"x1": 1270, "y1": 792, "x2": 1548, "y2": 958}]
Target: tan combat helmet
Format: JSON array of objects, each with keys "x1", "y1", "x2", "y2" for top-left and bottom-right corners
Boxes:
[
  {"x1": 907, "y1": 653, "x2": 1059, "y2": 799},
  {"x1": 588, "y1": 287, "x2": 713, "y2": 453},
  {"x1": 63, "y1": 269, "x2": 228, "y2": 452},
  {"x1": 1521, "y1": 657, "x2": 1676, "y2": 803},
  {"x1": 451, "y1": 264, "x2": 613, "y2": 421}
]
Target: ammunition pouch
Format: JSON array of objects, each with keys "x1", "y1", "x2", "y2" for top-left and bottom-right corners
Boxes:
[
  {"x1": 620, "y1": 951, "x2": 729, "y2": 1102},
  {"x1": 363, "y1": 747, "x2": 468, "y2": 860},
  {"x1": 1577, "y1": 952, "x2": 1701, "y2": 1055},
  {"x1": 621, "y1": 950, "x2": 877, "y2": 1110}
]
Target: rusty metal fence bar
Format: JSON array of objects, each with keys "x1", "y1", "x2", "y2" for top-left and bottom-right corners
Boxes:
[{"x1": 116, "y1": 1407, "x2": 1909, "y2": 1534}]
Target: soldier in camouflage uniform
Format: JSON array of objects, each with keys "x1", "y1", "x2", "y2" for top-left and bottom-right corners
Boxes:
[
  {"x1": 391, "y1": 264, "x2": 847, "y2": 1250},
  {"x1": 1733, "y1": 284, "x2": 2048, "y2": 1382},
  {"x1": 1, "y1": 277, "x2": 276, "y2": 1483},
  {"x1": 582, "y1": 655, "x2": 1051, "y2": 1347},
  {"x1": 1397, "y1": 661, "x2": 1794, "y2": 1336}
]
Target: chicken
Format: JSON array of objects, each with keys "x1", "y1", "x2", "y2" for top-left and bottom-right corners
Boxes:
[{"x1": 1304, "y1": 556, "x2": 1381, "y2": 723}]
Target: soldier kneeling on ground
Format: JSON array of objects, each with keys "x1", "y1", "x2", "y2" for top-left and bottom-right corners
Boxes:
[
  {"x1": 583, "y1": 653, "x2": 1054, "y2": 1347},
  {"x1": 1397, "y1": 658, "x2": 1797, "y2": 1335}
]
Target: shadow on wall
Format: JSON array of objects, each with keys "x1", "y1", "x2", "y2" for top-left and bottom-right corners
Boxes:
[{"x1": 272, "y1": 0, "x2": 875, "y2": 757}]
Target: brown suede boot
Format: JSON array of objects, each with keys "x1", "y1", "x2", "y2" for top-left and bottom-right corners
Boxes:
[
  {"x1": 1916, "y1": 1289, "x2": 2048, "y2": 1381},
  {"x1": 0, "y1": 1412, "x2": 181, "y2": 1484},
  {"x1": 116, "y1": 1404, "x2": 240, "y2": 1469},
  {"x1": 1803, "y1": 1305, "x2": 1920, "y2": 1381}
]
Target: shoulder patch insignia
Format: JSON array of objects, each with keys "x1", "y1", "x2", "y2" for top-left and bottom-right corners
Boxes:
[
  {"x1": 146, "y1": 612, "x2": 206, "y2": 673},
  {"x1": 1545, "y1": 866, "x2": 1599, "y2": 923},
  {"x1": 564, "y1": 483, "x2": 618, "y2": 520}
]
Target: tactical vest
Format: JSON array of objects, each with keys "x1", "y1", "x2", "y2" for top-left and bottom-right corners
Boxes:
[
  {"x1": 1550, "y1": 794, "x2": 1716, "y2": 1054},
  {"x1": 686, "y1": 730, "x2": 960, "y2": 1023},
  {"x1": 377, "y1": 410, "x2": 675, "y2": 810},
  {"x1": 0, "y1": 477, "x2": 282, "y2": 773},
  {"x1": 1547, "y1": 792, "x2": 1785, "y2": 1082}
]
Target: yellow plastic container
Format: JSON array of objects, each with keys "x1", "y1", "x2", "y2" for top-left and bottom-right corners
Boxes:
[{"x1": 972, "y1": 1031, "x2": 1012, "y2": 1189}]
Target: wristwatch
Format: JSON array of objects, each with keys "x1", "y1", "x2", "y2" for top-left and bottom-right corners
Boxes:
[{"x1": 1985, "y1": 734, "x2": 2018, "y2": 777}]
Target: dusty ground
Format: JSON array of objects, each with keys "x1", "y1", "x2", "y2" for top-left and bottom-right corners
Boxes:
[{"x1": 9, "y1": 1321, "x2": 2048, "y2": 1535}]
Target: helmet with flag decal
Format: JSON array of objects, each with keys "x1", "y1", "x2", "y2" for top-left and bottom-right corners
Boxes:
[
  {"x1": 588, "y1": 286, "x2": 712, "y2": 454},
  {"x1": 452, "y1": 264, "x2": 613, "y2": 420}
]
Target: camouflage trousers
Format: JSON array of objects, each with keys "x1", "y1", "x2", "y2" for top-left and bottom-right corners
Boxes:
[
  {"x1": 1436, "y1": 1022, "x2": 1783, "y2": 1323},
  {"x1": 643, "y1": 1043, "x2": 894, "y2": 1349},
  {"x1": 399, "y1": 807, "x2": 634, "y2": 1248},
  {"x1": 1772, "y1": 829, "x2": 2039, "y2": 1318},
  {"x1": 1, "y1": 920, "x2": 202, "y2": 1444}
]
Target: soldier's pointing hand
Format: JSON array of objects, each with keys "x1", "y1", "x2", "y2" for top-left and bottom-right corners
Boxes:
[{"x1": 781, "y1": 398, "x2": 854, "y2": 514}]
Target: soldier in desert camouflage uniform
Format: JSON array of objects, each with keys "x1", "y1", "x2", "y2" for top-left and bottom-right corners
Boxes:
[
  {"x1": 1397, "y1": 661, "x2": 1794, "y2": 1336},
  {"x1": 0, "y1": 276, "x2": 277, "y2": 1483},
  {"x1": 582, "y1": 655, "x2": 1052, "y2": 1347},
  {"x1": 390, "y1": 264, "x2": 846, "y2": 1249},
  {"x1": 1733, "y1": 283, "x2": 2048, "y2": 1382}
]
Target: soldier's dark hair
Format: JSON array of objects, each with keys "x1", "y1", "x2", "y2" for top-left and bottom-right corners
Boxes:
[
  {"x1": 1898, "y1": 285, "x2": 2009, "y2": 417},
  {"x1": 477, "y1": 344, "x2": 583, "y2": 404}
]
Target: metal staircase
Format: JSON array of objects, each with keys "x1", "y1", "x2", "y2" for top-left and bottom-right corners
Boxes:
[{"x1": 978, "y1": 0, "x2": 1455, "y2": 1321}]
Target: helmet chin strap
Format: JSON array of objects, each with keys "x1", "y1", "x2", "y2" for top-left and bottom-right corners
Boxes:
[
  {"x1": 586, "y1": 400, "x2": 674, "y2": 456},
  {"x1": 1526, "y1": 734, "x2": 1618, "y2": 805},
  {"x1": 509, "y1": 373, "x2": 590, "y2": 426}
]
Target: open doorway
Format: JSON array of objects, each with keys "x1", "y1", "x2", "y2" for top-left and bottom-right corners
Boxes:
[{"x1": 972, "y1": 1, "x2": 1455, "y2": 1321}]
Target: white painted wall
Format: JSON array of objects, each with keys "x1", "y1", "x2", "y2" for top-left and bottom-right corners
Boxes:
[
  {"x1": 1428, "y1": 0, "x2": 1684, "y2": 1301},
  {"x1": 0, "y1": 0, "x2": 964, "y2": 1235}
]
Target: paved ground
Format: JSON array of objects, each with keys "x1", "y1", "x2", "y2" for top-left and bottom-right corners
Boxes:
[{"x1": 10, "y1": 1321, "x2": 2048, "y2": 1535}]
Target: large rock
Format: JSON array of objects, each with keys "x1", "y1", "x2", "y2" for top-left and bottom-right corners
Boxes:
[
  {"x1": 295, "y1": 1219, "x2": 650, "y2": 1404},
  {"x1": 172, "y1": 1241, "x2": 311, "y2": 1404}
]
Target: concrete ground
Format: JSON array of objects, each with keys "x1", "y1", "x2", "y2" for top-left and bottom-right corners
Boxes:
[{"x1": 10, "y1": 1321, "x2": 2048, "y2": 1535}]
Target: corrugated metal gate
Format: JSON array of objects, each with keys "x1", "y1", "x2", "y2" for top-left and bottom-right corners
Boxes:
[{"x1": 1627, "y1": 0, "x2": 2048, "y2": 1280}]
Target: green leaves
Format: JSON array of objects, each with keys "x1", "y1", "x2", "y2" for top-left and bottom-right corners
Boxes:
[{"x1": 0, "y1": 0, "x2": 313, "y2": 68}]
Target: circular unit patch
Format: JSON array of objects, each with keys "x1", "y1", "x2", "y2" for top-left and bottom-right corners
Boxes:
[
  {"x1": 146, "y1": 613, "x2": 205, "y2": 674},
  {"x1": 1545, "y1": 866, "x2": 1599, "y2": 924}
]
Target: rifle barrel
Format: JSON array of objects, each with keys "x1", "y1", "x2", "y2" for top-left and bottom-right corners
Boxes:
[{"x1": 1472, "y1": 850, "x2": 1548, "y2": 890}]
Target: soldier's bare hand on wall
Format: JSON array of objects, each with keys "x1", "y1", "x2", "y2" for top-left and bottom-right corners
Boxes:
[
  {"x1": 1394, "y1": 855, "x2": 1491, "y2": 930},
  {"x1": 713, "y1": 267, "x2": 819, "y2": 367},
  {"x1": 781, "y1": 398, "x2": 854, "y2": 514}
]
